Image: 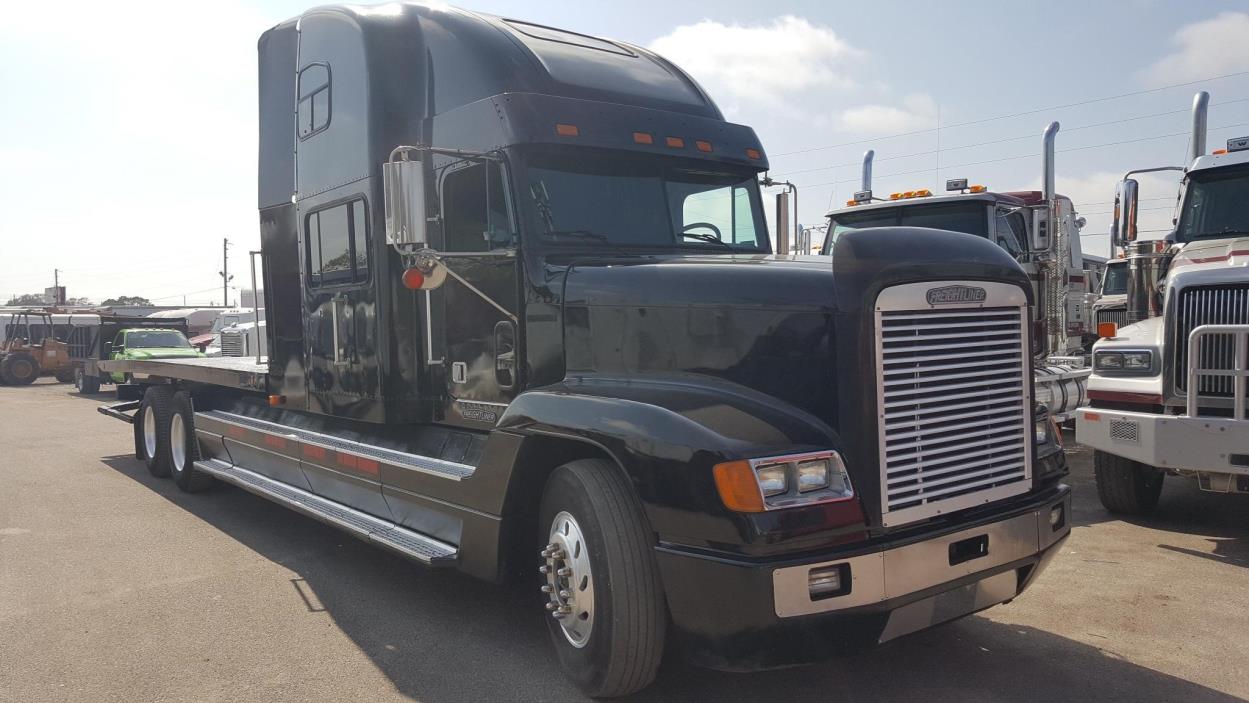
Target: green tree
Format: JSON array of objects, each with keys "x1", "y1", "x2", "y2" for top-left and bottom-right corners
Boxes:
[
  {"x1": 5, "y1": 293, "x2": 47, "y2": 306},
  {"x1": 100, "y1": 296, "x2": 153, "y2": 306}
]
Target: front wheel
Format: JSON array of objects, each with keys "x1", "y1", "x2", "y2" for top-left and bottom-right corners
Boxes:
[
  {"x1": 538, "y1": 459, "x2": 666, "y2": 698},
  {"x1": 1094, "y1": 450, "x2": 1164, "y2": 515}
]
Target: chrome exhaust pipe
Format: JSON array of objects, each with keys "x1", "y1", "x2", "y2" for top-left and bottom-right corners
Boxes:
[
  {"x1": 1190, "y1": 91, "x2": 1209, "y2": 164},
  {"x1": 861, "y1": 150, "x2": 874, "y2": 193},
  {"x1": 1042, "y1": 121, "x2": 1059, "y2": 202}
]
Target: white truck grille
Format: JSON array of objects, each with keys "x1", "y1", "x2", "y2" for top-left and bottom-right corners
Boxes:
[
  {"x1": 220, "y1": 331, "x2": 246, "y2": 357},
  {"x1": 875, "y1": 281, "x2": 1033, "y2": 527}
]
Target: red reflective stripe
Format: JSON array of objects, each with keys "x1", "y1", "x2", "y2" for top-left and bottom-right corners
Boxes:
[
  {"x1": 302, "y1": 445, "x2": 326, "y2": 460},
  {"x1": 263, "y1": 434, "x2": 287, "y2": 450},
  {"x1": 1088, "y1": 390, "x2": 1163, "y2": 405},
  {"x1": 226, "y1": 426, "x2": 247, "y2": 438},
  {"x1": 336, "y1": 453, "x2": 358, "y2": 469},
  {"x1": 356, "y1": 457, "x2": 380, "y2": 476}
]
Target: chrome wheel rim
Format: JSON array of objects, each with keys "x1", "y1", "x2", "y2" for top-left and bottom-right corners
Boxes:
[
  {"x1": 142, "y1": 406, "x2": 157, "y2": 459},
  {"x1": 170, "y1": 413, "x2": 186, "y2": 473},
  {"x1": 541, "y1": 511, "x2": 595, "y2": 648}
]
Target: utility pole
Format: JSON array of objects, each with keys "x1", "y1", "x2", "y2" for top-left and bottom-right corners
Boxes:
[{"x1": 218, "y1": 238, "x2": 234, "y2": 308}]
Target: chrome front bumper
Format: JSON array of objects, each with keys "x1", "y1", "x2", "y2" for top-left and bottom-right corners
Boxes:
[
  {"x1": 772, "y1": 493, "x2": 1071, "y2": 623},
  {"x1": 1077, "y1": 407, "x2": 1249, "y2": 475}
]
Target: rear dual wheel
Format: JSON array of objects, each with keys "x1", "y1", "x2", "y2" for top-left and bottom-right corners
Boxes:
[
  {"x1": 136, "y1": 386, "x2": 212, "y2": 491},
  {"x1": 538, "y1": 459, "x2": 666, "y2": 698}
]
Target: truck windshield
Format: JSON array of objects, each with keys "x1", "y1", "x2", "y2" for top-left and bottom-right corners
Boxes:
[
  {"x1": 521, "y1": 151, "x2": 768, "y2": 252},
  {"x1": 822, "y1": 202, "x2": 988, "y2": 254},
  {"x1": 1176, "y1": 166, "x2": 1249, "y2": 242},
  {"x1": 126, "y1": 331, "x2": 191, "y2": 349},
  {"x1": 1101, "y1": 262, "x2": 1127, "y2": 295}
]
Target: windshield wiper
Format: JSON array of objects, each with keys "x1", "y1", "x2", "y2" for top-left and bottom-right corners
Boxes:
[
  {"x1": 682, "y1": 232, "x2": 733, "y2": 249},
  {"x1": 541, "y1": 229, "x2": 637, "y2": 257}
]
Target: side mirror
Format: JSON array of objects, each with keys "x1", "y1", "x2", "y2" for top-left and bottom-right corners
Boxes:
[
  {"x1": 1111, "y1": 178, "x2": 1139, "y2": 247},
  {"x1": 383, "y1": 158, "x2": 428, "y2": 247}
]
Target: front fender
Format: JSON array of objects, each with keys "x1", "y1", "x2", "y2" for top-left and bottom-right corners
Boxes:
[{"x1": 498, "y1": 374, "x2": 864, "y2": 554}]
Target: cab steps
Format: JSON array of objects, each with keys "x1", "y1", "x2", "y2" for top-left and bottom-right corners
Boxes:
[{"x1": 192, "y1": 458, "x2": 458, "y2": 566}]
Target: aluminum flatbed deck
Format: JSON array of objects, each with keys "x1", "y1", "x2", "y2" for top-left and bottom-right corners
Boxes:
[{"x1": 97, "y1": 356, "x2": 267, "y2": 392}]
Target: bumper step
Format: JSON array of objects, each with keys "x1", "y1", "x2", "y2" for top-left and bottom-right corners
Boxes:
[{"x1": 193, "y1": 458, "x2": 458, "y2": 566}]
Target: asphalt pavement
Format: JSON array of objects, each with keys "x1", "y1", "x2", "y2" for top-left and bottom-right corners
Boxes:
[{"x1": 1, "y1": 377, "x2": 1246, "y2": 702}]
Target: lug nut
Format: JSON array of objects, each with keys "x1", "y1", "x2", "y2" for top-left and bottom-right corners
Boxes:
[
  {"x1": 541, "y1": 584, "x2": 553, "y2": 594},
  {"x1": 557, "y1": 567, "x2": 572, "y2": 577},
  {"x1": 538, "y1": 565, "x2": 550, "y2": 575},
  {"x1": 545, "y1": 602, "x2": 558, "y2": 611},
  {"x1": 558, "y1": 590, "x2": 571, "y2": 599}
]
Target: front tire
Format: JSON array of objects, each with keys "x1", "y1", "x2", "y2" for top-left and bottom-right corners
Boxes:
[
  {"x1": 138, "y1": 386, "x2": 175, "y2": 478},
  {"x1": 538, "y1": 459, "x2": 666, "y2": 698},
  {"x1": 0, "y1": 354, "x2": 39, "y2": 385},
  {"x1": 1094, "y1": 450, "x2": 1164, "y2": 515},
  {"x1": 168, "y1": 391, "x2": 213, "y2": 493}
]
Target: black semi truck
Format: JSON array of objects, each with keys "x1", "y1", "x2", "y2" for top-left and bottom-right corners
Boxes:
[{"x1": 97, "y1": 4, "x2": 1071, "y2": 696}]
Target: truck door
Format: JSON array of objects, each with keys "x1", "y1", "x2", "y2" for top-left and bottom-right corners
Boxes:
[{"x1": 431, "y1": 159, "x2": 520, "y2": 427}]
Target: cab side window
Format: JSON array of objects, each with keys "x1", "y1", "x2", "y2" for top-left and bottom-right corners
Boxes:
[
  {"x1": 994, "y1": 208, "x2": 1027, "y2": 257},
  {"x1": 306, "y1": 199, "x2": 369, "y2": 287},
  {"x1": 442, "y1": 162, "x2": 512, "y2": 252}
]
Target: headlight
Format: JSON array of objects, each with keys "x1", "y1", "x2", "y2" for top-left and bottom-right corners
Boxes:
[
  {"x1": 1094, "y1": 350, "x2": 1153, "y2": 373},
  {"x1": 713, "y1": 451, "x2": 854, "y2": 512}
]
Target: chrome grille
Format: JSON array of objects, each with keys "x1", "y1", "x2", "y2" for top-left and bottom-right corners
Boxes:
[
  {"x1": 220, "y1": 331, "x2": 245, "y2": 357},
  {"x1": 1173, "y1": 284, "x2": 1249, "y2": 396},
  {"x1": 1096, "y1": 307, "x2": 1127, "y2": 328},
  {"x1": 875, "y1": 282, "x2": 1032, "y2": 527}
]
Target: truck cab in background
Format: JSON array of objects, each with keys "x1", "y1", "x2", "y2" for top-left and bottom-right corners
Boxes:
[
  {"x1": 821, "y1": 123, "x2": 1090, "y2": 421},
  {"x1": 1091, "y1": 258, "x2": 1128, "y2": 330},
  {"x1": 1077, "y1": 91, "x2": 1249, "y2": 513}
]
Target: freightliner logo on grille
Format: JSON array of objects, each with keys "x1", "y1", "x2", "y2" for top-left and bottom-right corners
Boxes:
[{"x1": 926, "y1": 285, "x2": 987, "y2": 306}]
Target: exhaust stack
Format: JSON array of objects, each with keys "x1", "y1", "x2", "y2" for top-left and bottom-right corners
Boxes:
[
  {"x1": 1190, "y1": 91, "x2": 1209, "y2": 164},
  {"x1": 861, "y1": 150, "x2": 874, "y2": 193},
  {"x1": 1042, "y1": 121, "x2": 1059, "y2": 202}
]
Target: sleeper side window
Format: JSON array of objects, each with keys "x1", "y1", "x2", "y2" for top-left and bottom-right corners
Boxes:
[
  {"x1": 297, "y1": 63, "x2": 331, "y2": 139},
  {"x1": 305, "y1": 198, "x2": 370, "y2": 287}
]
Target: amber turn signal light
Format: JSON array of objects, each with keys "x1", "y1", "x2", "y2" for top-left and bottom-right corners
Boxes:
[
  {"x1": 1097, "y1": 321, "x2": 1118, "y2": 338},
  {"x1": 555, "y1": 123, "x2": 579, "y2": 137},
  {"x1": 633, "y1": 131, "x2": 653, "y2": 145},
  {"x1": 713, "y1": 460, "x2": 765, "y2": 513}
]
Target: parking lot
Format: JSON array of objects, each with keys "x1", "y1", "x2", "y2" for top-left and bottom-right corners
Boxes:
[{"x1": 1, "y1": 377, "x2": 1246, "y2": 703}]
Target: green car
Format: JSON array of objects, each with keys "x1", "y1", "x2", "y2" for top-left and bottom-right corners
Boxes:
[{"x1": 109, "y1": 328, "x2": 204, "y2": 382}]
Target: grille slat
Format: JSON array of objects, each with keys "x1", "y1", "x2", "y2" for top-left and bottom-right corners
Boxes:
[
  {"x1": 1173, "y1": 284, "x2": 1249, "y2": 397},
  {"x1": 1096, "y1": 308, "x2": 1127, "y2": 327},
  {"x1": 877, "y1": 292, "x2": 1031, "y2": 527}
]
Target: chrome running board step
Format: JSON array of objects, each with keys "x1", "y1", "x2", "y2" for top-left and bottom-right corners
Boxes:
[{"x1": 193, "y1": 458, "x2": 458, "y2": 566}]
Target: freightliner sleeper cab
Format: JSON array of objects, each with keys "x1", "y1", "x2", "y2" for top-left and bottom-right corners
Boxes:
[{"x1": 97, "y1": 4, "x2": 1071, "y2": 696}]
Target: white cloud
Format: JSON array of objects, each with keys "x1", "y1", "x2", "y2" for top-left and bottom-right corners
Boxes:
[
  {"x1": 1141, "y1": 11, "x2": 1249, "y2": 86},
  {"x1": 648, "y1": 16, "x2": 863, "y2": 109},
  {"x1": 838, "y1": 94, "x2": 937, "y2": 135}
]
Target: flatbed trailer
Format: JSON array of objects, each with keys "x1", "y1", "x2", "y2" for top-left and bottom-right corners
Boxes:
[{"x1": 94, "y1": 4, "x2": 1071, "y2": 697}]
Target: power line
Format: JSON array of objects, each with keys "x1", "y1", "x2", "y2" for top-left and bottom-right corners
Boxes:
[
  {"x1": 771, "y1": 69, "x2": 1249, "y2": 158},
  {"x1": 771, "y1": 98, "x2": 1249, "y2": 178},
  {"x1": 801, "y1": 120, "x2": 1249, "y2": 190}
]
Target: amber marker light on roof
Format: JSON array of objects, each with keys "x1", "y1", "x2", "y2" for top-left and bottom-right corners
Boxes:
[
  {"x1": 696, "y1": 140, "x2": 713, "y2": 152},
  {"x1": 745, "y1": 148, "x2": 761, "y2": 160},
  {"x1": 666, "y1": 136, "x2": 685, "y2": 148},
  {"x1": 968, "y1": 184, "x2": 987, "y2": 193},
  {"x1": 555, "y1": 123, "x2": 579, "y2": 137},
  {"x1": 633, "y1": 132, "x2": 653, "y2": 144}
]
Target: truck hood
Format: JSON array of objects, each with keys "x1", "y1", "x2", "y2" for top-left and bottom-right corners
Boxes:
[
  {"x1": 1171, "y1": 237, "x2": 1249, "y2": 274},
  {"x1": 124, "y1": 347, "x2": 203, "y2": 359}
]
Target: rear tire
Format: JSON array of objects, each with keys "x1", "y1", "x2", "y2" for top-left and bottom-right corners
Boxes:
[
  {"x1": 1094, "y1": 450, "x2": 1164, "y2": 515},
  {"x1": 75, "y1": 368, "x2": 102, "y2": 394},
  {"x1": 168, "y1": 391, "x2": 213, "y2": 493},
  {"x1": 538, "y1": 459, "x2": 666, "y2": 698},
  {"x1": 0, "y1": 354, "x2": 38, "y2": 385},
  {"x1": 138, "y1": 386, "x2": 175, "y2": 478}
]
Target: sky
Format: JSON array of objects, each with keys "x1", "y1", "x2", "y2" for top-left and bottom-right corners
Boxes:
[{"x1": 3, "y1": 0, "x2": 1249, "y2": 304}]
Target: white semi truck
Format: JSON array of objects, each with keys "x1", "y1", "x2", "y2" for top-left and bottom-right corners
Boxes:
[
  {"x1": 822, "y1": 123, "x2": 1090, "y2": 420},
  {"x1": 1077, "y1": 91, "x2": 1249, "y2": 513}
]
